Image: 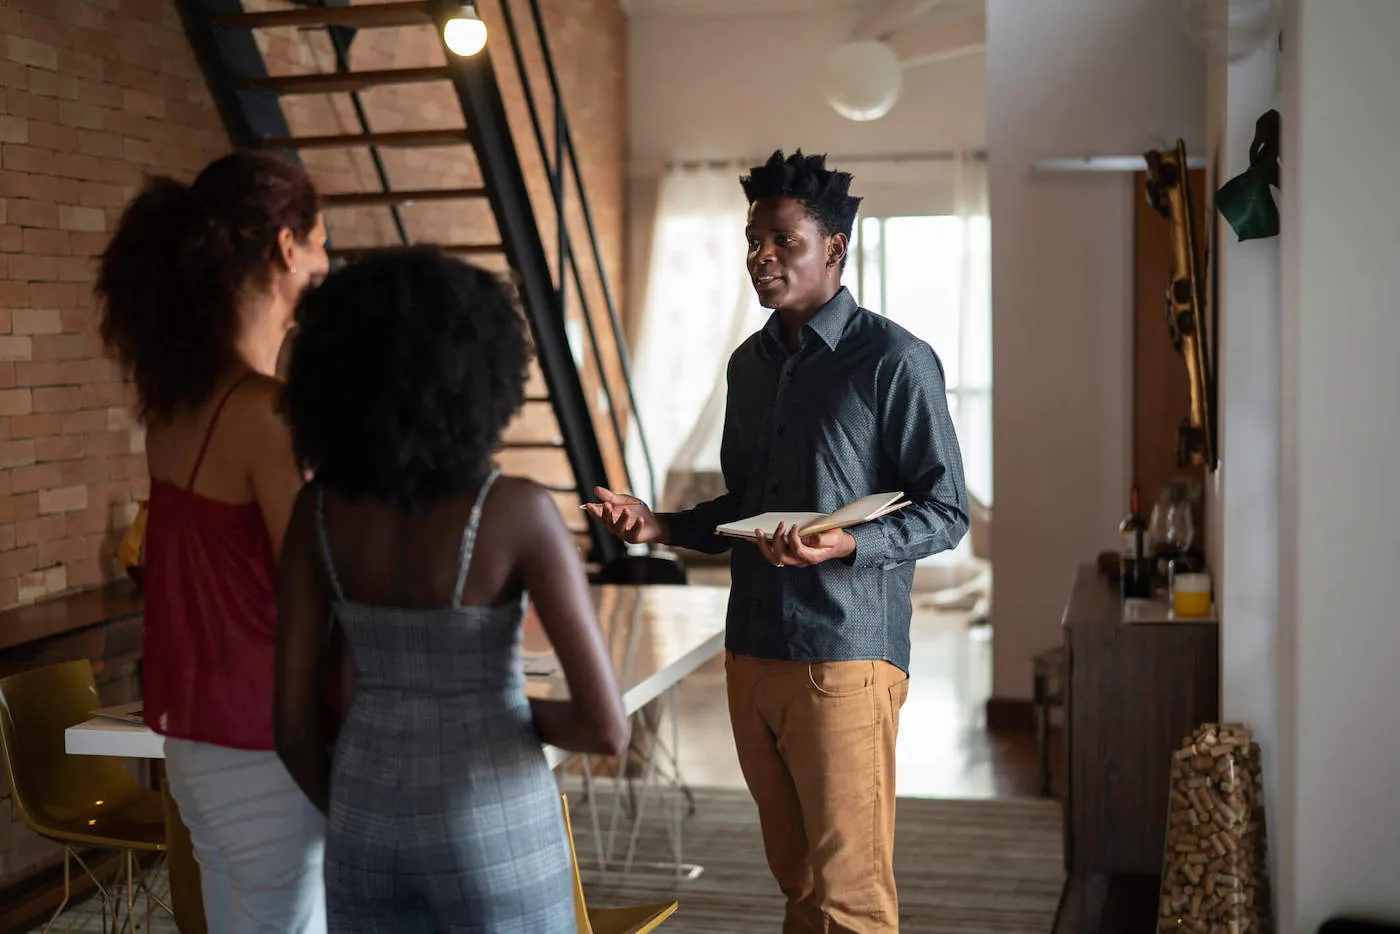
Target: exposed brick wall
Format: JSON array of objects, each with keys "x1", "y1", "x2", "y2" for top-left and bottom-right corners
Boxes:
[
  {"x1": 0, "y1": 0, "x2": 226, "y2": 614},
  {"x1": 0, "y1": 0, "x2": 628, "y2": 613},
  {"x1": 0, "y1": 0, "x2": 226, "y2": 893},
  {"x1": 0, "y1": 0, "x2": 628, "y2": 895}
]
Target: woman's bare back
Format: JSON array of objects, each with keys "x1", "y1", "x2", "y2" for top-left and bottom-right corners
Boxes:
[{"x1": 315, "y1": 475, "x2": 539, "y2": 611}]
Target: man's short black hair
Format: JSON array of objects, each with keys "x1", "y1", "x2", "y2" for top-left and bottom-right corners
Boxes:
[{"x1": 740, "y1": 150, "x2": 863, "y2": 241}]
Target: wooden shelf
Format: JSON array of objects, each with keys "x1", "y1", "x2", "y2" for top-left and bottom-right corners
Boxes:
[{"x1": 0, "y1": 580, "x2": 141, "y2": 654}]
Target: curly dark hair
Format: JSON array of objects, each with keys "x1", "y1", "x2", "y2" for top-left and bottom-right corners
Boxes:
[
  {"x1": 96, "y1": 152, "x2": 320, "y2": 423},
  {"x1": 282, "y1": 247, "x2": 533, "y2": 513},
  {"x1": 740, "y1": 150, "x2": 862, "y2": 265}
]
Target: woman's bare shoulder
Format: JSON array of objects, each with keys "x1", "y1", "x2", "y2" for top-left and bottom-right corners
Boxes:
[
  {"x1": 222, "y1": 373, "x2": 295, "y2": 465},
  {"x1": 487, "y1": 474, "x2": 556, "y2": 516}
]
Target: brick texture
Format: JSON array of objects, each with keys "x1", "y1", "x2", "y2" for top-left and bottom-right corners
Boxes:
[
  {"x1": 0, "y1": 1, "x2": 225, "y2": 674},
  {"x1": 0, "y1": 0, "x2": 628, "y2": 892}
]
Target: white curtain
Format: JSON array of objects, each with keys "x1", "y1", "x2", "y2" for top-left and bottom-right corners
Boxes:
[{"x1": 625, "y1": 166, "x2": 763, "y2": 511}]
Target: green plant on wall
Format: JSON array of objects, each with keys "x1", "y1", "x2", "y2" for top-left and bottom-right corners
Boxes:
[{"x1": 1216, "y1": 109, "x2": 1280, "y2": 241}]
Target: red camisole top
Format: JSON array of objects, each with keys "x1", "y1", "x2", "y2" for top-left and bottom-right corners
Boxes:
[{"x1": 142, "y1": 379, "x2": 279, "y2": 750}]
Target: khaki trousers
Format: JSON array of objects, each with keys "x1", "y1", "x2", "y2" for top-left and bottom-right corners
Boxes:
[{"x1": 725, "y1": 652, "x2": 910, "y2": 934}]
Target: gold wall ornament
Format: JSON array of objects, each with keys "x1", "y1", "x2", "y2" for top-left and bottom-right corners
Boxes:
[{"x1": 1145, "y1": 140, "x2": 1218, "y2": 470}]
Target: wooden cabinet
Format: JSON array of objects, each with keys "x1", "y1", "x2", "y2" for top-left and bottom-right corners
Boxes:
[{"x1": 1054, "y1": 564, "x2": 1219, "y2": 932}]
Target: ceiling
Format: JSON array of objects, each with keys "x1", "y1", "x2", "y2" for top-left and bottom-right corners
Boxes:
[
  {"x1": 623, "y1": 0, "x2": 870, "y2": 14},
  {"x1": 624, "y1": 0, "x2": 985, "y2": 23}
]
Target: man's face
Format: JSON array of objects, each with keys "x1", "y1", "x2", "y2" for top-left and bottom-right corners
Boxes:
[{"x1": 746, "y1": 197, "x2": 845, "y2": 312}]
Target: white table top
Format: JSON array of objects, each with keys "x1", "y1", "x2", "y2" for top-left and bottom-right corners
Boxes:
[{"x1": 66, "y1": 584, "x2": 728, "y2": 770}]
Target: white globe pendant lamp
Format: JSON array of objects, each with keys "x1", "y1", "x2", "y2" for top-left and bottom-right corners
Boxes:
[{"x1": 822, "y1": 39, "x2": 903, "y2": 122}]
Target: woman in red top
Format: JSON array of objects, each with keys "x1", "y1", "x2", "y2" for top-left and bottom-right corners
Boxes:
[{"x1": 97, "y1": 152, "x2": 330, "y2": 932}]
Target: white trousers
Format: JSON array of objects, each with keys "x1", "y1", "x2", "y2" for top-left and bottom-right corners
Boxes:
[{"x1": 165, "y1": 738, "x2": 327, "y2": 934}]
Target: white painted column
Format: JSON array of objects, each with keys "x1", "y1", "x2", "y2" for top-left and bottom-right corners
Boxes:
[{"x1": 1276, "y1": 2, "x2": 1400, "y2": 929}]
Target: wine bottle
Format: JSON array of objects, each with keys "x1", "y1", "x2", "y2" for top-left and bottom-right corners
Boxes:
[{"x1": 1119, "y1": 487, "x2": 1150, "y2": 600}]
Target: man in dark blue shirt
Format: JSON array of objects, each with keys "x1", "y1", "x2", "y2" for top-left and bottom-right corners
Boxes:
[{"x1": 587, "y1": 151, "x2": 967, "y2": 933}]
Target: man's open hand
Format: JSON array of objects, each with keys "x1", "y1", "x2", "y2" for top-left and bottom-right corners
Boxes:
[{"x1": 582, "y1": 487, "x2": 666, "y2": 545}]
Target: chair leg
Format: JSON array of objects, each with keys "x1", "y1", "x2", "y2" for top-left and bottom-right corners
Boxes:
[
  {"x1": 41, "y1": 847, "x2": 74, "y2": 933},
  {"x1": 125, "y1": 850, "x2": 136, "y2": 934}
]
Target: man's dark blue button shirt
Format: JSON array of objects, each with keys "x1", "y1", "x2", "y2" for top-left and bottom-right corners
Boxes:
[{"x1": 664, "y1": 287, "x2": 969, "y2": 672}]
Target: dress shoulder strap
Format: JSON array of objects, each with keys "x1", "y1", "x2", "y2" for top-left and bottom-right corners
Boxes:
[
  {"x1": 451, "y1": 467, "x2": 502, "y2": 609},
  {"x1": 186, "y1": 375, "x2": 251, "y2": 491}
]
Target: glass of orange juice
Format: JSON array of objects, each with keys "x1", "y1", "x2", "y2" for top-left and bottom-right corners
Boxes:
[{"x1": 1173, "y1": 572, "x2": 1212, "y2": 618}]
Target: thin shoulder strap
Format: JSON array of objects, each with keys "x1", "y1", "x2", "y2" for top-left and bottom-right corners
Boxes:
[
  {"x1": 451, "y1": 467, "x2": 502, "y2": 609},
  {"x1": 186, "y1": 374, "x2": 252, "y2": 491},
  {"x1": 316, "y1": 486, "x2": 347, "y2": 603}
]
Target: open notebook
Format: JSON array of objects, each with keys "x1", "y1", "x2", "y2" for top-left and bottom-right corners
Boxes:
[
  {"x1": 90, "y1": 701, "x2": 144, "y2": 726},
  {"x1": 716, "y1": 492, "x2": 910, "y2": 542}
]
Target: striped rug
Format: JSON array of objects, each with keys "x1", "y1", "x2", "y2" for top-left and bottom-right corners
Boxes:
[
  {"x1": 573, "y1": 786, "x2": 1065, "y2": 933},
  {"x1": 35, "y1": 789, "x2": 1063, "y2": 933}
]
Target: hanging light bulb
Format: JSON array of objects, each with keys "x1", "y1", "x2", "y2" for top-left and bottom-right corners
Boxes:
[{"x1": 443, "y1": 3, "x2": 488, "y2": 57}]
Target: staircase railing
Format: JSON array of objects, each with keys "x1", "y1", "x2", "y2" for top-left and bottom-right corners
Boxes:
[
  {"x1": 175, "y1": 0, "x2": 668, "y2": 571},
  {"x1": 492, "y1": 0, "x2": 659, "y2": 506}
]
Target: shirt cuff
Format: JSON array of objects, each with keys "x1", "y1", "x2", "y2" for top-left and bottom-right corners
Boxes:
[{"x1": 848, "y1": 522, "x2": 890, "y2": 570}]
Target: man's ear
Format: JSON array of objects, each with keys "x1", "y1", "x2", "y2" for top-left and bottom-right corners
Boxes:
[{"x1": 828, "y1": 232, "x2": 849, "y2": 270}]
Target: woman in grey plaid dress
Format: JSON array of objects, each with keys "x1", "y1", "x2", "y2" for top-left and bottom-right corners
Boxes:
[{"x1": 273, "y1": 248, "x2": 631, "y2": 932}]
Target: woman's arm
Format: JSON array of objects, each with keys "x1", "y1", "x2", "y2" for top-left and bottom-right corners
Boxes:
[
  {"x1": 274, "y1": 487, "x2": 333, "y2": 813},
  {"x1": 517, "y1": 483, "x2": 629, "y2": 757}
]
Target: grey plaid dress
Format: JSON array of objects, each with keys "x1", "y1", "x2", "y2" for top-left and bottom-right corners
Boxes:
[{"x1": 317, "y1": 470, "x2": 575, "y2": 933}]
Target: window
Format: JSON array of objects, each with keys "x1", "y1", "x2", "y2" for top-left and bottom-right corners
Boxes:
[{"x1": 845, "y1": 215, "x2": 992, "y2": 506}]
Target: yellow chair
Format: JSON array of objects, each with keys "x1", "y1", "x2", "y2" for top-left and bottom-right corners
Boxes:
[
  {"x1": 0, "y1": 660, "x2": 166, "y2": 932},
  {"x1": 561, "y1": 795, "x2": 678, "y2": 934}
]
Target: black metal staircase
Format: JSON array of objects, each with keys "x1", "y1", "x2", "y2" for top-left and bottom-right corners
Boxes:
[{"x1": 175, "y1": 0, "x2": 682, "y2": 583}]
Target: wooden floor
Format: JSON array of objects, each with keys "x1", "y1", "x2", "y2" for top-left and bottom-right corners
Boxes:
[{"x1": 676, "y1": 565, "x2": 1045, "y2": 799}]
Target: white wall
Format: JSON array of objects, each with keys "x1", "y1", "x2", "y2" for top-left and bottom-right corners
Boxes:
[
  {"x1": 987, "y1": 0, "x2": 1205, "y2": 698},
  {"x1": 1207, "y1": 15, "x2": 1283, "y2": 919},
  {"x1": 1276, "y1": 2, "x2": 1400, "y2": 928}
]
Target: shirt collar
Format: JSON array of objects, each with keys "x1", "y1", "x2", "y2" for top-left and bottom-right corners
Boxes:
[{"x1": 761, "y1": 287, "x2": 858, "y2": 354}]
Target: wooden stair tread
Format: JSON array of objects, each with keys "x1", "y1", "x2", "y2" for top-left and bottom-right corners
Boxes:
[
  {"x1": 262, "y1": 129, "x2": 469, "y2": 150},
  {"x1": 238, "y1": 67, "x2": 449, "y2": 96},
  {"x1": 328, "y1": 243, "x2": 502, "y2": 260},
  {"x1": 322, "y1": 188, "x2": 486, "y2": 209},
  {"x1": 212, "y1": 2, "x2": 434, "y2": 31},
  {"x1": 500, "y1": 439, "x2": 566, "y2": 450}
]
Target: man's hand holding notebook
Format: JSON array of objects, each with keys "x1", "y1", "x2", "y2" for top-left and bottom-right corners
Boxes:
[{"x1": 715, "y1": 492, "x2": 911, "y2": 543}]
